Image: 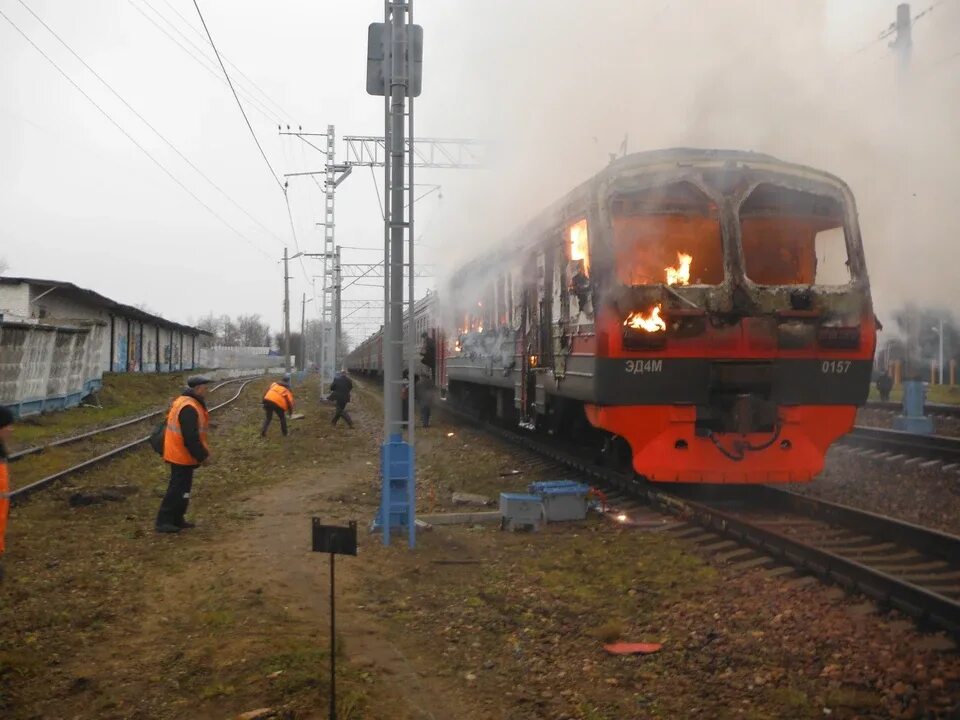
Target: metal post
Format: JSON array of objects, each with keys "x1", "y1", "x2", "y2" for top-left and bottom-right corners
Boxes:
[
  {"x1": 283, "y1": 247, "x2": 291, "y2": 373},
  {"x1": 334, "y1": 246, "x2": 342, "y2": 371},
  {"x1": 405, "y1": 0, "x2": 416, "y2": 549},
  {"x1": 329, "y1": 551, "x2": 336, "y2": 720},
  {"x1": 388, "y1": 0, "x2": 405, "y2": 439},
  {"x1": 301, "y1": 292, "x2": 307, "y2": 372},
  {"x1": 321, "y1": 125, "x2": 337, "y2": 383},
  {"x1": 382, "y1": 0, "x2": 393, "y2": 446},
  {"x1": 939, "y1": 318, "x2": 944, "y2": 386}
]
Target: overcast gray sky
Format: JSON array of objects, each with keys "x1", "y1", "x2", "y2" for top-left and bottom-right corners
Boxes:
[{"x1": 1, "y1": 1, "x2": 957, "y2": 344}]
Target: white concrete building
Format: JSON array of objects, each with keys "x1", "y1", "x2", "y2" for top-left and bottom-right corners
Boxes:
[{"x1": 0, "y1": 276, "x2": 209, "y2": 373}]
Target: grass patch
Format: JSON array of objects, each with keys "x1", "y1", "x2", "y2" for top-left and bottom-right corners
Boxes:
[{"x1": 10, "y1": 371, "x2": 205, "y2": 447}]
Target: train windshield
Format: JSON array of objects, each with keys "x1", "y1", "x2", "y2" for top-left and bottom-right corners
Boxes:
[
  {"x1": 739, "y1": 184, "x2": 852, "y2": 286},
  {"x1": 610, "y1": 181, "x2": 724, "y2": 287}
]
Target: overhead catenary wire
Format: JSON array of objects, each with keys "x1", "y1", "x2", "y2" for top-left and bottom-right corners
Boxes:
[
  {"x1": 0, "y1": 7, "x2": 271, "y2": 259},
  {"x1": 155, "y1": 0, "x2": 294, "y2": 121},
  {"x1": 192, "y1": 0, "x2": 285, "y2": 193},
  {"x1": 127, "y1": 0, "x2": 279, "y2": 124},
  {"x1": 16, "y1": 0, "x2": 286, "y2": 249}
]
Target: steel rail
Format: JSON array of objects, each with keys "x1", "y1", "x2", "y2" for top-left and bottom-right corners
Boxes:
[
  {"x1": 8, "y1": 375, "x2": 260, "y2": 462},
  {"x1": 442, "y1": 403, "x2": 960, "y2": 639},
  {"x1": 843, "y1": 425, "x2": 960, "y2": 464},
  {"x1": 8, "y1": 377, "x2": 261, "y2": 502},
  {"x1": 866, "y1": 400, "x2": 960, "y2": 418}
]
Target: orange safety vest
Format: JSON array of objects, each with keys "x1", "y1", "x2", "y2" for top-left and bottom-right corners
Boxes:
[
  {"x1": 0, "y1": 460, "x2": 8, "y2": 555},
  {"x1": 263, "y1": 382, "x2": 294, "y2": 412},
  {"x1": 162, "y1": 395, "x2": 210, "y2": 466}
]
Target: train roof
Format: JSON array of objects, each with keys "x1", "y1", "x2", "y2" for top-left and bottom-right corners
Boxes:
[{"x1": 449, "y1": 147, "x2": 853, "y2": 281}]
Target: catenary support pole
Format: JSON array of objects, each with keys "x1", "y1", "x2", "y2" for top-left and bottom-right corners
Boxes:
[{"x1": 283, "y1": 247, "x2": 291, "y2": 373}]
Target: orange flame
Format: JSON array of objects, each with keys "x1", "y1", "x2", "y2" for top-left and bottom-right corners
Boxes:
[
  {"x1": 665, "y1": 252, "x2": 692, "y2": 286},
  {"x1": 569, "y1": 219, "x2": 590, "y2": 277},
  {"x1": 624, "y1": 305, "x2": 666, "y2": 333}
]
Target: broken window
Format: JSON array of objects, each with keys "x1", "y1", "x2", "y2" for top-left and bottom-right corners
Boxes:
[
  {"x1": 610, "y1": 182, "x2": 724, "y2": 286},
  {"x1": 565, "y1": 219, "x2": 592, "y2": 315},
  {"x1": 740, "y1": 184, "x2": 852, "y2": 286}
]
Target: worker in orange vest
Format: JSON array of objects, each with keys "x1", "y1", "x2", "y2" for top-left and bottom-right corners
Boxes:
[
  {"x1": 156, "y1": 375, "x2": 212, "y2": 534},
  {"x1": 261, "y1": 374, "x2": 294, "y2": 437},
  {"x1": 0, "y1": 406, "x2": 13, "y2": 580}
]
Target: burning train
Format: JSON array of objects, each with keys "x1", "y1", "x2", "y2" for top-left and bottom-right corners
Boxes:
[{"x1": 346, "y1": 149, "x2": 876, "y2": 483}]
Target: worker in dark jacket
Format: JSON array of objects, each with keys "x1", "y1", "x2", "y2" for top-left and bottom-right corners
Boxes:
[
  {"x1": 261, "y1": 374, "x2": 294, "y2": 437},
  {"x1": 876, "y1": 370, "x2": 893, "y2": 402},
  {"x1": 156, "y1": 376, "x2": 212, "y2": 534},
  {"x1": 418, "y1": 375, "x2": 436, "y2": 428},
  {"x1": 0, "y1": 406, "x2": 14, "y2": 581},
  {"x1": 329, "y1": 369, "x2": 354, "y2": 428}
]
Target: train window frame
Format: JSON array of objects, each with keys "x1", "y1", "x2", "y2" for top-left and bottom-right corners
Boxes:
[
  {"x1": 607, "y1": 180, "x2": 726, "y2": 288},
  {"x1": 737, "y1": 182, "x2": 855, "y2": 289}
]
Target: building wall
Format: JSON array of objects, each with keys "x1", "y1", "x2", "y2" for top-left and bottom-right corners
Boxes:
[
  {"x1": 0, "y1": 283, "x2": 30, "y2": 317},
  {"x1": 18, "y1": 285, "x2": 203, "y2": 373}
]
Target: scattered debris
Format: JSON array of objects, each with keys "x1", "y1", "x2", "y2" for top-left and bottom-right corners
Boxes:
[
  {"x1": 290, "y1": 413, "x2": 305, "y2": 420},
  {"x1": 68, "y1": 485, "x2": 140, "y2": 507},
  {"x1": 236, "y1": 708, "x2": 276, "y2": 720},
  {"x1": 602, "y1": 642, "x2": 663, "y2": 656},
  {"x1": 452, "y1": 491, "x2": 492, "y2": 506}
]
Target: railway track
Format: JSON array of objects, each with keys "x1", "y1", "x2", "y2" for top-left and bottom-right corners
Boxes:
[
  {"x1": 841, "y1": 425, "x2": 960, "y2": 468},
  {"x1": 8, "y1": 375, "x2": 263, "y2": 502},
  {"x1": 445, "y1": 405, "x2": 960, "y2": 640},
  {"x1": 867, "y1": 400, "x2": 960, "y2": 419}
]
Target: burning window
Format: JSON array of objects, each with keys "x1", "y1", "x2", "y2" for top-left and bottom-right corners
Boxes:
[
  {"x1": 610, "y1": 182, "x2": 723, "y2": 286},
  {"x1": 740, "y1": 184, "x2": 852, "y2": 286},
  {"x1": 569, "y1": 219, "x2": 590, "y2": 277}
]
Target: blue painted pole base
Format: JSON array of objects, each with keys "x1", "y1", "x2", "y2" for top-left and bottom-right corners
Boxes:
[
  {"x1": 372, "y1": 433, "x2": 416, "y2": 548},
  {"x1": 893, "y1": 379, "x2": 934, "y2": 435}
]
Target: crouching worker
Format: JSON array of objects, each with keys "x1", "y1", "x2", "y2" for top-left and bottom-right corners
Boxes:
[
  {"x1": 261, "y1": 374, "x2": 294, "y2": 437},
  {"x1": 0, "y1": 407, "x2": 14, "y2": 580},
  {"x1": 156, "y1": 375, "x2": 212, "y2": 534},
  {"x1": 329, "y1": 369, "x2": 354, "y2": 428}
]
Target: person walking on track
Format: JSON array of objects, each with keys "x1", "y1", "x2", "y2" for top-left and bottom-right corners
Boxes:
[
  {"x1": 329, "y1": 368, "x2": 354, "y2": 428},
  {"x1": 418, "y1": 374, "x2": 436, "y2": 428},
  {"x1": 0, "y1": 406, "x2": 14, "y2": 580},
  {"x1": 156, "y1": 375, "x2": 212, "y2": 534},
  {"x1": 261, "y1": 374, "x2": 295, "y2": 437}
]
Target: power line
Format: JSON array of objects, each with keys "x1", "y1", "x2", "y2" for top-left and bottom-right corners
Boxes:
[
  {"x1": 0, "y1": 7, "x2": 271, "y2": 259},
  {"x1": 192, "y1": 0, "x2": 285, "y2": 192},
  {"x1": 17, "y1": 0, "x2": 286, "y2": 249},
  {"x1": 127, "y1": 0, "x2": 279, "y2": 124},
  {"x1": 156, "y1": 0, "x2": 294, "y2": 122}
]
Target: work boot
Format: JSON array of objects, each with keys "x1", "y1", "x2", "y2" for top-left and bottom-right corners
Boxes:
[
  {"x1": 179, "y1": 520, "x2": 196, "y2": 530},
  {"x1": 155, "y1": 524, "x2": 181, "y2": 534}
]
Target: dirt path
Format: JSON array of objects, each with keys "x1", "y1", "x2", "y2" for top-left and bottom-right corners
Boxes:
[{"x1": 10, "y1": 380, "x2": 479, "y2": 720}]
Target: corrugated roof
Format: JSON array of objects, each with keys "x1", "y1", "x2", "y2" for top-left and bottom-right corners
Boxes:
[{"x1": 0, "y1": 276, "x2": 212, "y2": 336}]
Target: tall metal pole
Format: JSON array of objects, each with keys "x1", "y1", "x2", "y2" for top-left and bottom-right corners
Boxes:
[
  {"x1": 404, "y1": 0, "x2": 417, "y2": 549},
  {"x1": 283, "y1": 246, "x2": 291, "y2": 372},
  {"x1": 382, "y1": 0, "x2": 393, "y2": 444},
  {"x1": 301, "y1": 292, "x2": 307, "y2": 372},
  {"x1": 386, "y1": 0, "x2": 406, "y2": 440},
  {"x1": 939, "y1": 318, "x2": 944, "y2": 386},
  {"x1": 334, "y1": 245, "x2": 342, "y2": 371}
]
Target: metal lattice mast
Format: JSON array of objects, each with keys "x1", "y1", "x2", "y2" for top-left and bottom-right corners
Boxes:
[{"x1": 322, "y1": 124, "x2": 337, "y2": 381}]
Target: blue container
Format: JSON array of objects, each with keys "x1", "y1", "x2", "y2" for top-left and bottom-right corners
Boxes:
[
  {"x1": 499, "y1": 492, "x2": 544, "y2": 531},
  {"x1": 528, "y1": 481, "x2": 591, "y2": 522}
]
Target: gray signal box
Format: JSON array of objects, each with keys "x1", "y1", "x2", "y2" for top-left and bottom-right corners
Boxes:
[{"x1": 366, "y1": 22, "x2": 423, "y2": 97}]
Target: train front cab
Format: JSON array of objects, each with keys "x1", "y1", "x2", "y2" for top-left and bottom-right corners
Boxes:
[{"x1": 583, "y1": 160, "x2": 876, "y2": 483}]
